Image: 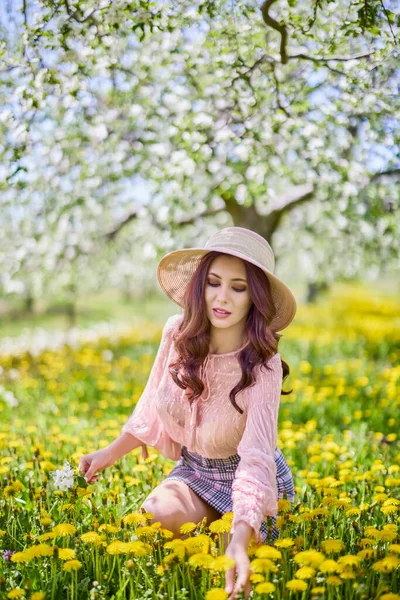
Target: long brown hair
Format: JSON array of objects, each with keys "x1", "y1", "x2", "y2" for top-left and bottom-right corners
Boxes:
[{"x1": 168, "y1": 251, "x2": 293, "y2": 415}]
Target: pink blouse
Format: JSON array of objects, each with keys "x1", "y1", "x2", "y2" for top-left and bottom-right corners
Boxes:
[{"x1": 121, "y1": 313, "x2": 283, "y2": 544}]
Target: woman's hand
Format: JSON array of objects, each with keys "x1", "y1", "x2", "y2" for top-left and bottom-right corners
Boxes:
[
  {"x1": 79, "y1": 448, "x2": 116, "y2": 484},
  {"x1": 224, "y1": 542, "x2": 252, "y2": 600}
]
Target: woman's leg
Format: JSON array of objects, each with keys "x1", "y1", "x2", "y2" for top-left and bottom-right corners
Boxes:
[{"x1": 140, "y1": 479, "x2": 222, "y2": 539}]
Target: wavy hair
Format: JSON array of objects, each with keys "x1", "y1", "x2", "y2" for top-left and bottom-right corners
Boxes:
[{"x1": 168, "y1": 251, "x2": 293, "y2": 415}]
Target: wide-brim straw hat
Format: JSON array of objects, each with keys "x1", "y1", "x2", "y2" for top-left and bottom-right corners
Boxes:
[{"x1": 157, "y1": 226, "x2": 297, "y2": 332}]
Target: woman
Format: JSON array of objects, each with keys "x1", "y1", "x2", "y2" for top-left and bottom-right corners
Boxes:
[{"x1": 79, "y1": 226, "x2": 297, "y2": 600}]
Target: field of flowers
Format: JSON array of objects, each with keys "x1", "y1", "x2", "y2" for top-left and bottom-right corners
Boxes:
[{"x1": 0, "y1": 282, "x2": 399, "y2": 600}]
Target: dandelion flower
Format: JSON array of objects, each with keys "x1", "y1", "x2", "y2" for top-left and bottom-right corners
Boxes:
[
  {"x1": 209, "y1": 519, "x2": 231, "y2": 534},
  {"x1": 338, "y1": 555, "x2": 360, "y2": 567},
  {"x1": 250, "y1": 558, "x2": 277, "y2": 574},
  {"x1": 372, "y1": 555, "x2": 400, "y2": 573},
  {"x1": 274, "y1": 538, "x2": 295, "y2": 548},
  {"x1": 294, "y1": 550, "x2": 325, "y2": 567},
  {"x1": 209, "y1": 555, "x2": 236, "y2": 571},
  {"x1": 7, "y1": 589, "x2": 25, "y2": 598},
  {"x1": 80, "y1": 532, "x2": 105, "y2": 545},
  {"x1": 31, "y1": 593, "x2": 46, "y2": 600},
  {"x1": 319, "y1": 559, "x2": 340, "y2": 574},
  {"x1": 286, "y1": 579, "x2": 308, "y2": 591},
  {"x1": 59, "y1": 548, "x2": 76, "y2": 561},
  {"x1": 122, "y1": 512, "x2": 147, "y2": 526},
  {"x1": 380, "y1": 594, "x2": 400, "y2": 600},
  {"x1": 63, "y1": 559, "x2": 82, "y2": 572},
  {"x1": 180, "y1": 522, "x2": 197, "y2": 535},
  {"x1": 311, "y1": 587, "x2": 325, "y2": 595},
  {"x1": 295, "y1": 566, "x2": 315, "y2": 579},
  {"x1": 255, "y1": 582, "x2": 275, "y2": 594},
  {"x1": 205, "y1": 589, "x2": 228, "y2": 600},
  {"x1": 388, "y1": 544, "x2": 400, "y2": 554},
  {"x1": 52, "y1": 523, "x2": 77, "y2": 537},
  {"x1": 321, "y1": 539, "x2": 345, "y2": 554},
  {"x1": 326, "y1": 576, "x2": 342, "y2": 586},
  {"x1": 255, "y1": 545, "x2": 282, "y2": 560},
  {"x1": 106, "y1": 541, "x2": 129, "y2": 555},
  {"x1": 188, "y1": 553, "x2": 214, "y2": 569}
]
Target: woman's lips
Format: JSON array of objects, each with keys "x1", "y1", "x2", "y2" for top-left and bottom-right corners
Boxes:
[{"x1": 212, "y1": 308, "x2": 231, "y2": 319}]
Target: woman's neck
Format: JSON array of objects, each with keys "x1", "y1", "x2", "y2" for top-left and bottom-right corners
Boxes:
[{"x1": 209, "y1": 324, "x2": 248, "y2": 355}]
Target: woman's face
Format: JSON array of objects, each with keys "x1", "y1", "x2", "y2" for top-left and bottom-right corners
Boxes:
[{"x1": 205, "y1": 254, "x2": 253, "y2": 330}]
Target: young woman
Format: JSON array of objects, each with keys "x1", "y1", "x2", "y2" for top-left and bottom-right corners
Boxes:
[{"x1": 79, "y1": 226, "x2": 297, "y2": 600}]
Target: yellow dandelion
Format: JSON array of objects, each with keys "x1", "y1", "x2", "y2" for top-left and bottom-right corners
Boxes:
[
  {"x1": 159, "y1": 527, "x2": 175, "y2": 539},
  {"x1": 40, "y1": 517, "x2": 52, "y2": 527},
  {"x1": 106, "y1": 541, "x2": 129, "y2": 555},
  {"x1": 156, "y1": 564, "x2": 166, "y2": 576},
  {"x1": 37, "y1": 532, "x2": 56, "y2": 542},
  {"x1": 372, "y1": 555, "x2": 400, "y2": 573},
  {"x1": 319, "y1": 559, "x2": 340, "y2": 574},
  {"x1": 340, "y1": 570, "x2": 356, "y2": 579},
  {"x1": 124, "y1": 541, "x2": 152, "y2": 557},
  {"x1": 98, "y1": 524, "x2": 119, "y2": 534},
  {"x1": 294, "y1": 550, "x2": 325, "y2": 567},
  {"x1": 188, "y1": 553, "x2": 214, "y2": 569},
  {"x1": 250, "y1": 558, "x2": 277, "y2": 574},
  {"x1": 249, "y1": 574, "x2": 264, "y2": 583},
  {"x1": 326, "y1": 575, "x2": 342, "y2": 586},
  {"x1": 52, "y1": 523, "x2": 77, "y2": 537},
  {"x1": 205, "y1": 589, "x2": 228, "y2": 600},
  {"x1": 179, "y1": 521, "x2": 197, "y2": 535},
  {"x1": 377, "y1": 529, "x2": 397, "y2": 542},
  {"x1": 364, "y1": 526, "x2": 379, "y2": 538},
  {"x1": 10, "y1": 551, "x2": 31, "y2": 564},
  {"x1": 274, "y1": 537, "x2": 295, "y2": 548},
  {"x1": 337, "y1": 555, "x2": 360, "y2": 567},
  {"x1": 209, "y1": 519, "x2": 231, "y2": 534},
  {"x1": 209, "y1": 555, "x2": 236, "y2": 571},
  {"x1": 255, "y1": 545, "x2": 282, "y2": 560},
  {"x1": 63, "y1": 559, "x2": 82, "y2": 572},
  {"x1": 184, "y1": 534, "x2": 211, "y2": 555},
  {"x1": 321, "y1": 539, "x2": 345, "y2": 554},
  {"x1": 135, "y1": 525, "x2": 157, "y2": 540},
  {"x1": 286, "y1": 579, "x2": 308, "y2": 591},
  {"x1": 221, "y1": 512, "x2": 233, "y2": 522},
  {"x1": 311, "y1": 586, "x2": 326, "y2": 595},
  {"x1": 388, "y1": 544, "x2": 400, "y2": 554},
  {"x1": 7, "y1": 589, "x2": 25, "y2": 598},
  {"x1": 357, "y1": 548, "x2": 377, "y2": 560},
  {"x1": 380, "y1": 594, "x2": 400, "y2": 600},
  {"x1": 0, "y1": 529, "x2": 6, "y2": 537},
  {"x1": 255, "y1": 582, "x2": 275, "y2": 594},
  {"x1": 295, "y1": 566, "x2": 315, "y2": 579},
  {"x1": 58, "y1": 548, "x2": 76, "y2": 561},
  {"x1": 346, "y1": 508, "x2": 361, "y2": 517},
  {"x1": 31, "y1": 593, "x2": 46, "y2": 600},
  {"x1": 121, "y1": 512, "x2": 147, "y2": 526},
  {"x1": 278, "y1": 498, "x2": 292, "y2": 512},
  {"x1": 24, "y1": 544, "x2": 53, "y2": 559},
  {"x1": 80, "y1": 532, "x2": 105, "y2": 545},
  {"x1": 4, "y1": 486, "x2": 18, "y2": 499}
]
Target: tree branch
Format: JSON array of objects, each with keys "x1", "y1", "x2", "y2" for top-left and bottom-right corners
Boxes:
[{"x1": 261, "y1": 0, "x2": 288, "y2": 64}]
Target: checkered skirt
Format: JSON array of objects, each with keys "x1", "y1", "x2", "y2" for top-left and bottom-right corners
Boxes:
[{"x1": 165, "y1": 445, "x2": 295, "y2": 545}]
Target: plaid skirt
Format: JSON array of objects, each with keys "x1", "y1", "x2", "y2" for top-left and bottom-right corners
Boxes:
[{"x1": 165, "y1": 445, "x2": 295, "y2": 545}]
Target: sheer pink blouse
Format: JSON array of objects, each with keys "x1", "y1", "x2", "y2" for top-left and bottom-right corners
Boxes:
[{"x1": 121, "y1": 313, "x2": 283, "y2": 544}]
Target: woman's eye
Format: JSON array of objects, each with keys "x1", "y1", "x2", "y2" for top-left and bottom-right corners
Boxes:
[{"x1": 207, "y1": 281, "x2": 246, "y2": 293}]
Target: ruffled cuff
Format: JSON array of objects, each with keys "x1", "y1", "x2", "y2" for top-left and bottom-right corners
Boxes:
[{"x1": 229, "y1": 479, "x2": 278, "y2": 544}]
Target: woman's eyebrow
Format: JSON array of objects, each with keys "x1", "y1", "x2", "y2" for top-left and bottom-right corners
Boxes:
[{"x1": 208, "y1": 272, "x2": 247, "y2": 283}]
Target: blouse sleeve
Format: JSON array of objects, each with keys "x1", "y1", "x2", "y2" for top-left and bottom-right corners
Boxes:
[
  {"x1": 121, "y1": 314, "x2": 182, "y2": 461},
  {"x1": 230, "y1": 352, "x2": 283, "y2": 545}
]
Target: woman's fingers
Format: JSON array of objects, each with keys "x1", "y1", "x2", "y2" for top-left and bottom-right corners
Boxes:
[{"x1": 225, "y1": 566, "x2": 235, "y2": 595}]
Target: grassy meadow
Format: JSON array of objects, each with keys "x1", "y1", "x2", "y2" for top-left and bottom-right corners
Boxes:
[{"x1": 0, "y1": 281, "x2": 399, "y2": 600}]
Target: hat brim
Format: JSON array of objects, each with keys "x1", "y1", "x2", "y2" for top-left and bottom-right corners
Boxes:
[{"x1": 157, "y1": 247, "x2": 297, "y2": 332}]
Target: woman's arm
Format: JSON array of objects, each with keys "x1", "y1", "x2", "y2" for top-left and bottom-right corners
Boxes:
[{"x1": 106, "y1": 432, "x2": 143, "y2": 462}]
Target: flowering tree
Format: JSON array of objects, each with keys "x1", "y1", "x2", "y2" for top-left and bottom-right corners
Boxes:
[{"x1": 1, "y1": 0, "x2": 399, "y2": 311}]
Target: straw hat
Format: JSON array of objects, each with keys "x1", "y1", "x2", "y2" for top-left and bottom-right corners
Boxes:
[{"x1": 157, "y1": 226, "x2": 297, "y2": 332}]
